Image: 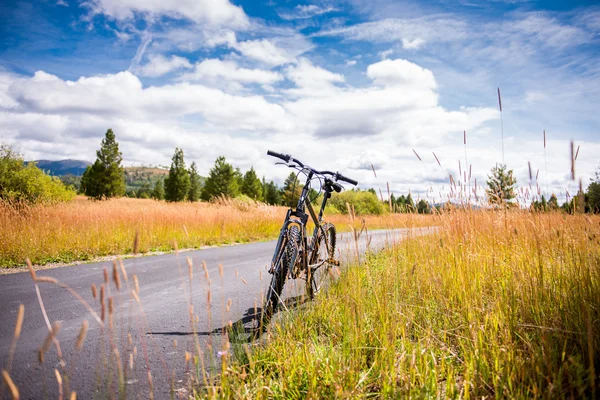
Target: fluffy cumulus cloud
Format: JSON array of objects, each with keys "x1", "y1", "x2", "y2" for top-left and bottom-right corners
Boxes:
[
  {"x1": 0, "y1": 57, "x2": 501, "y2": 196},
  {"x1": 178, "y1": 59, "x2": 283, "y2": 86},
  {"x1": 134, "y1": 54, "x2": 193, "y2": 77},
  {"x1": 85, "y1": 0, "x2": 249, "y2": 29}
]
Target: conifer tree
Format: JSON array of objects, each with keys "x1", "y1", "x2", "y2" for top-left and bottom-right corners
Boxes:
[
  {"x1": 241, "y1": 167, "x2": 263, "y2": 200},
  {"x1": 81, "y1": 129, "x2": 126, "y2": 199},
  {"x1": 282, "y1": 172, "x2": 302, "y2": 208},
  {"x1": 486, "y1": 164, "x2": 517, "y2": 207},
  {"x1": 264, "y1": 180, "x2": 282, "y2": 205},
  {"x1": 188, "y1": 162, "x2": 201, "y2": 202},
  {"x1": 405, "y1": 193, "x2": 415, "y2": 212},
  {"x1": 201, "y1": 156, "x2": 239, "y2": 201},
  {"x1": 152, "y1": 179, "x2": 164, "y2": 200},
  {"x1": 164, "y1": 148, "x2": 190, "y2": 202}
]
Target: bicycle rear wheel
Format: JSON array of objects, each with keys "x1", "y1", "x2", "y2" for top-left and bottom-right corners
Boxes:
[
  {"x1": 306, "y1": 223, "x2": 336, "y2": 299},
  {"x1": 262, "y1": 225, "x2": 299, "y2": 325}
]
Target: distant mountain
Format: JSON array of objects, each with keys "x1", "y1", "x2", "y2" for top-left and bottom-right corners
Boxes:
[{"x1": 29, "y1": 159, "x2": 92, "y2": 176}]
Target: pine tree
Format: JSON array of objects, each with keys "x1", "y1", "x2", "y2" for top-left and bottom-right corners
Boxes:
[
  {"x1": 282, "y1": 172, "x2": 302, "y2": 208},
  {"x1": 417, "y1": 199, "x2": 431, "y2": 214},
  {"x1": 587, "y1": 163, "x2": 600, "y2": 213},
  {"x1": 486, "y1": 164, "x2": 517, "y2": 207},
  {"x1": 152, "y1": 179, "x2": 164, "y2": 200},
  {"x1": 164, "y1": 148, "x2": 190, "y2": 202},
  {"x1": 188, "y1": 162, "x2": 201, "y2": 202},
  {"x1": 201, "y1": 156, "x2": 239, "y2": 201},
  {"x1": 405, "y1": 193, "x2": 415, "y2": 212},
  {"x1": 241, "y1": 167, "x2": 263, "y2": 200},
  {"x1": 264, "y1": 180, "x2": 282, "y2": 205},
  {"x1": 81, "y1": 129, "x2": 126, "y2": 199}
]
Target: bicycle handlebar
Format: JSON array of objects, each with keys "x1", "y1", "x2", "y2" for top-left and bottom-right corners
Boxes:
[{"x1": 267, "y1": 150, "x2": 358, "y2": 186}]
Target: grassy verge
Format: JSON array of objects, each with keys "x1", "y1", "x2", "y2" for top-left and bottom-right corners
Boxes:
[
  {"x1": 216, "y1": 211, "x2": 600, "y2": 398},
  {"x1": 0, "y1": 197, "x2": 435, "y2": 267}
]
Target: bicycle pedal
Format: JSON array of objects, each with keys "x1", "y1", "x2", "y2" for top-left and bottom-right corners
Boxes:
[{"x1": 327, "y1": 258, "x2": 340, "y2": 266}]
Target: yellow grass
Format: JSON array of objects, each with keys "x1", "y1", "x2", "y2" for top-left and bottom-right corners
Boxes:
[
  {"x1": 0, "y1": 196, "x2": 434, "y2": 267},
  {"x1": 215, "y1": 210, "x2": 600, "y2": 398}
]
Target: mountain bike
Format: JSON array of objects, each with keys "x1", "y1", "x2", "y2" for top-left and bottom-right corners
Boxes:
[{"x1": 262, "y1": 150, "x2": 358, "y2": 325}]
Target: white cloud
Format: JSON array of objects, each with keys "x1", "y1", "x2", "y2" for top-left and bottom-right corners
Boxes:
[
  {"x1": 134, "y1": 54, "x2": 192, "y2": 77},
  {"x1": 85, "y1": 0, "x2": 249, "y2": 29},
  {"x1": 378, "y1": 49, "x2": 393, "y2": 59},
  {"x1": 279, "y1": 4, "x2": 337, "y2": 20},
  {"x1": 367, "y1": 58, "x2": 436, "y2": 89},
  {"x1": 346, "y1": 60, "x2": 357, "y2": 66},
  {"x1": 178, "y1": 59, "x2": 283, "y2": 85},
  {"x1": 284, "y1": 58, "x2": 345, "y2": 97},
  {"x1": 234, "y1": 36, "x2": 314, "y2": 66},
  {"x1": 402, "y1": 37, "x2": 425, "y2": 49}
]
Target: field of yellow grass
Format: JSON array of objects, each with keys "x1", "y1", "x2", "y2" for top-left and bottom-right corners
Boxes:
[
  {"x1": 0, "y1": 196, "x2": 435, "y2": 268},
  {"x1": 215, "y1": 211, "x2": 600, "y2": 398}
]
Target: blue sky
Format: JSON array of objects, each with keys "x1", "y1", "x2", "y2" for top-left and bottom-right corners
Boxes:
[{"x1": 1, "y1": 0, "x2": 599, "y2": 203}]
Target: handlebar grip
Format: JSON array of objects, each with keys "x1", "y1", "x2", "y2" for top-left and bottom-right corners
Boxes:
[
  {"x1": 267, "y1": 150, "x2": 290, "y2": 162},
  {"x1": 337, "y1": 173, "x2": 358, "y2": 186}
]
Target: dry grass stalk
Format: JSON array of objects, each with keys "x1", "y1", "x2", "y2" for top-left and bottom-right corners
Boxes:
[
  {"x1": 118, "y1": 259, "x2": 128, "y2": 282},
  {"x1": 187, "y1": 257, "x2": 193, "y2": 281},
  {"x1": 2, "y1": 369, "x2": 19, "y2": 400},
  {"x1": 133, "y1": 275, "x2": 139, "y2": 294},
  {"x1": 412, "y1": 149, "x2": 422, "y2": 161},
  {"x1": 26, "y1": 258, "x2": 36, "y2": 280},
  {"x1": 35, "y1": 276, "x2": 58, "y2": 284},
  {"x1": 147, "y1": 371, "x2": 154, "y2": 400},
  {"x1": 112, "y1": 260, "x2": 121, "y2": 290},
  {"x1": 55, "y1": 369, "x2": 63, "y2": 400},
  {"x1": 75, "y1": 320, "x2": 88, "y2": 350},
  {"x1": 6, "y1": 304, "x2": 25, "y2": 373},
  {"x1": 133, "y1": 230, "x2": 140, "y2": 254},
  {"x1": 39, "y1": 321, "x2": 61, "y2": 363},
  {"x1": 91, "y1": 284, "x2": 97, "y2": 299}
]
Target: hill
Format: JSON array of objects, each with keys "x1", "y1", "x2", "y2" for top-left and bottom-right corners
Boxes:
[{"x1": 29, "y1": 159, "x2": 91, "y2": 176}]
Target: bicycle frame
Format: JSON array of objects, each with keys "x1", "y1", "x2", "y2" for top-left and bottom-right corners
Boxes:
[{"x1": 270, "y1": 169, "x2": 333, "y2": 276}]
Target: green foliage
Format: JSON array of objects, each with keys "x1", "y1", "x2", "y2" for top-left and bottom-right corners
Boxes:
[
  {"x1": 188, "y1": 162, "x2": 201, "y2": 202},
  {"x1": 328, "y1": 189, "x2": 385, "y2": 215},
  {"x1": 486, "y1": 163, "x2": 517, "y2": 206},
  {"x1": 241, "y1": 167, "x2": 263, "y2": 200},
  {"x1": 548, "y1": 193, "x2": 559, "y2": 210},
  {"x1": 136, "y1": 182, "x2": 153, "y2": 199},
  {"x1": 164, "y1": 148, "x2": 191, "y2": 202},
  {"x1": 282, "y1": 172, "x2": 302, "y2": 208},
  {"x1": 405, "y1": 193, "x2": 415, "y2": 212},
  {"x1": 59, "y1": 174, "x2": 81, "y2": 192},
  {"x1": 0, "y1": 145, "x2": 76, "y2": 204},
  {"x1": 587, "y1": 164, "x2": 600, "y2": 213},
  {"x1": 201, "y1": 156, "x2": 239, "y2": 201},
  {"x1": 80, "y1": 129, "x2": 126, "y2": 199},
  {"x1": 263, "y1": 179, "x2": 282, "y2": 205},
  {"x1": 416, "y1": 199, "x2": 431, "y2": 214},
  {"x1": 151, "y1": 179, "x2": 164, "y2": 200}
]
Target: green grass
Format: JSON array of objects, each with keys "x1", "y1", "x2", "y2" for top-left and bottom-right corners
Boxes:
[{"x1": 213, "y1": 211, "x2": 600, "y2": 399}]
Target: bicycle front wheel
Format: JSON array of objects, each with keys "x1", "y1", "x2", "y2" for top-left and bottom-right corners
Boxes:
[
  {"x1": 262, "y1": 225, "x2": 299, "y2": 325},
  {"x1": 306, "y1": 223, "x2": 336, "y2": 299}
]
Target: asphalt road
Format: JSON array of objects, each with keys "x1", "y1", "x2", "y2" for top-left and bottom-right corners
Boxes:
[{"x1": 0, "y1": 227, "x2": 434, "y2": 399}]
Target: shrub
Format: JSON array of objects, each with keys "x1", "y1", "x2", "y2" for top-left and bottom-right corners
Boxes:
[
  {"x1": 0, "y1": 145, "x2": 76, "y2": 204},
  {"x1": 328, "y1": 190, "x2": 385, "y2": 215}
]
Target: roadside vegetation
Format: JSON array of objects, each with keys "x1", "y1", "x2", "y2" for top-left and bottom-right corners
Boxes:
[
  {"x1": 0, "y1": 196, "x2": 435, "y2": 268},
  {"x1": 215, "y1": 210, "x2": 600, "y2": 398}
]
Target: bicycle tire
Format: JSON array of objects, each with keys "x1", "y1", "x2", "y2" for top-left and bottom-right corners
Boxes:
[
  {"x1": 262, "y1": 225, "x2": 299, "y2": 325},
  {"x1": 306, "y1": 223, "x2": 336, "y2": 299}
]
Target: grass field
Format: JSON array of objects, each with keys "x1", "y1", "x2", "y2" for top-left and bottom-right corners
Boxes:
[
  {"x1": 213, "y1": 211, "x2": 600, "y2": 399},
  {"x1": 0, "y1": 196, "x2": 435, "y2": 268}
]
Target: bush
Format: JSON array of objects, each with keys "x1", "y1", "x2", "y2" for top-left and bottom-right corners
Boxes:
[
  {"x1": 0, "y1": 145, "x2": 76, "y2": 204},
  {"x1": 328, "y1": 190, "x2": 385, "y2": 215}
]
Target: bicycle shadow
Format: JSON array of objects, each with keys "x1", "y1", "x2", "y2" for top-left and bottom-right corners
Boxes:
[{"x1": 150, "y1": 295, "x2": 310, "y2": 343}]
